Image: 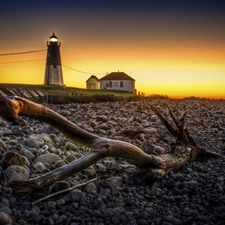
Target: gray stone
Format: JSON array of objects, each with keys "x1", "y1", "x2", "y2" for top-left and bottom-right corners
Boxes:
[
  {"x1": 2, "y1": 151, "x2": 29, "y2": 167},
  {"x1": 83, "y1": 125, "x2": 94, "y2": 133},
  {"x1": 65, "y1": 154, "x2": 76, "y2": 163},
  {"x1": 40, "y1": 145, "x2": 49, "y2": 151},
  {"x1": 84, "y1": 182, "x2": 98, "y2": 194},
  {"x1": 45, "y1": 125, "x2": 59, "y2": 134},
  {"x1": 65, "y1": 142, "x2": 79, "y2": 152},
  {"x1": 0, "y1": 120, "x2": 7, "y2": 127},
  {"x1": 52, "y1": 181, "x2": 70, "y2": 192},
  {"x1": 29, "y1": 133, "x2": 54, "y2": 144},
  {"x1": 114, "y1": 206, "x2": 126, "y2": 214},
  {"x1": 20, "y1": 148, "x2": 35, "y2": 160},
  {"x1": 53, "y1": 136, "x2": 61, "y2": 144},
  {"x1": 5, "y1": 165, "x2": 29, "y2": 183},
  {"x1": 0, "y1": 203, "x2": 12, "y2": 216},
  {"x1": 154, "y1": 145, "x2": 166, "y2": 155},
  {"x1": 125, "y1": 212, "x2": 134, "y2": 217},
  {"x1": 98, "y1": 129, "x2": 107, "y2": 135},
  {"x1": 15, "y1": 118, "x2": 28, "y2": 126},
  {"x1": 95, "y1": 123, "x2": 108, "y2": 130},
  {"x1": 106, "y1": 176, "x2": 123, "y2": 188},
  {"x1": 53, "y1": 160, "x2": 66, "y2": 169},
  {"x1": 34, "y1": 153, "x2": 61, "y2": 165},
  {"x1": 84, "y1": 166, "x2": 96, "y2": 178},
  {"x1": 26, "y1": 205, "x2": 40, "y2": 218},
  {"x1": 93, "y1": 198, "x2": 105, "y2": 210},
  {"x1": 137, "y1": 218, "x2": 148, "y2": 225},
  {"x1": 68, "y1": 189, "x2": 86, "y2": 202},
  {"x1": 34, "y1": 128, "x2": 43, "y2": 134},
  {"x1": 142, "y1": 140, "x2": 165, "y2": 155},
  {"x1": 50, "y1": 147, "x2": 62, "y2": 156},
  {"x1": 142, "y1": 127, "x2": 157, "y2": 135},
  {"x1": 0, "y1": 198, "x2": 10, "y2": 208},
  {"x1": 95, "y1": 162, "x2": 107, "y2": 172},
  {"x1": 26, "y1": 137, "x2": 44, "y2": 148},
  {"x1": 33, "y1": 161, "x2": 47, "y2": 172},
  {"x1": 188, "y1": 180, "x2": 198, "y2": 189},
  {"x1": 96, "y1": 115, "x2": 108, "y2": 122},
  {"x1": 98, "y1": 188, "x2": 111, "y2": 198},
  {"x1": 0, "y1": 128, "x2": 12, "y2": 135},
  {"x1": 0, "y1": 139, "x2": 6, "y2": 149},
  {"x1": 28, "y1": 147, "x2": 39, "y2": 155},
  {"x1": 0, "y1": 212, "x2": 13, "y2": 225}
]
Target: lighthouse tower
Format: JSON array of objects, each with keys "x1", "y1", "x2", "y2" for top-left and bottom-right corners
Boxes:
[{"x1": 44, "y1": 33, "x2": 64, "y2": 86}]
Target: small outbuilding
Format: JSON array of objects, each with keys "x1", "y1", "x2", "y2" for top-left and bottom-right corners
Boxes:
[
  {"x1": 99, "y1": 71, "x2": 135, "y2": 93},
  {"x1": 86, "y1": 75, "x2": 100, "y2": 89}
]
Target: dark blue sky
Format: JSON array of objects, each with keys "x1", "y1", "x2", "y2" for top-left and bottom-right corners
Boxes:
[
  {"x1": 1, "y1": 0, "x2": 224, "y2": 48},
  {"x1": 1, "y1": 0, "x2": 225, "y2": 14},
  {"x1": 1, "y1": 0, "x2": 224, "y2": 55}
]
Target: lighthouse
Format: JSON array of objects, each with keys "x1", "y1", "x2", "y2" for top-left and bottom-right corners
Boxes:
[{"x1": 44, "y1": 33, "x2": 64, "y2": 86}]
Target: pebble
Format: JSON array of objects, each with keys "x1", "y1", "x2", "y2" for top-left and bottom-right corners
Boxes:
[
  {"x1": 34, "y1": 153, "x2": 61, "y2": 165},
  {"x1": 0, "y1": 212, "x2": 13, "y2": 225},
  {"x1": 65, "y1": 154, "x2": 76, "y2": 163},
  {"x1": 33, "y1": 161, "x2": 47, "y2": 172},
  {"x1": 84, "y1": 182, "x2": 98, "y2": 194},
  {"x1": 26, "y1": 137, "x2": 44, "y2": 148},
  {"x1": 0, "y1": 203, "x2": 12, "y2": 216},
  {"x1": 52, "y1": 181, "x2": 70, "y2": 192},
  {"x1": 0, "y1": 140, "x2": 6, "y2": 149},
  {"x1": 65, "y1": 142, "x2": 79, "y2": 151},
  {"x1": 5, "y1": 165, "x2": 29, "y2": 183},
  {"x1": 65, "y1": 189, "x2": 86, "y2": 203},
  {"x1": 53, "y1": 160, "x2": 67, "y2": 169},
  {"x1": 1, "y1": 151, "x2": 29, "y2": 168},
  {"x1": 20, "y1": 148, "x2": 35, "y2": 160}
]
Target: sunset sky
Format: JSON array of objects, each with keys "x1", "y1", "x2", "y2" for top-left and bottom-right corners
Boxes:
[{"x1": 0, "y1": 0, "x2": 225, "y2": 99}]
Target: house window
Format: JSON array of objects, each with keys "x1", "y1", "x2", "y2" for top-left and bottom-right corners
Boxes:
[
  {"x1": 120, "y1": 81, "x2": 124, "y2": 87},
  {"x1": 114, "y1": 82, "x2": 118, "y2": 87},
  {"x1": 109, "y1": 81, "x2": 112, "y2": 87}
]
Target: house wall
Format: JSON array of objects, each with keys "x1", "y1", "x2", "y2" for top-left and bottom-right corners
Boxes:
[
  {"x1": 100, "y1": 80, "x2": 135, "y2": 93},
  {"x1": 86, "y1": 78, "x2": 100, "y2": 89}
]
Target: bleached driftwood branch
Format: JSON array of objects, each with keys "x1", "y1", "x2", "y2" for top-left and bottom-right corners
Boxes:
[{"x1": 0, "y1": 94, "x2": 222, "y2": 193}]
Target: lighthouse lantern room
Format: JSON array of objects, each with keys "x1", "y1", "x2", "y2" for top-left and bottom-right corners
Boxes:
[{"x1": 44, "y1": 33, "x2": 64, "y2": 86}]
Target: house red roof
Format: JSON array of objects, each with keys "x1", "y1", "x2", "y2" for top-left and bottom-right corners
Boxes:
[
  {"x1": 86, "y1": 75, "x2": 99, "y2": 82},
  {"x1": 100, "y1": 72, "x2": 135, "y2": 81}
]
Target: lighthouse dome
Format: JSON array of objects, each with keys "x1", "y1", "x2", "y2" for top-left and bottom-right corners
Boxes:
[{"x1": 50, "y1": 33, "x2": 58, "y2": 42}]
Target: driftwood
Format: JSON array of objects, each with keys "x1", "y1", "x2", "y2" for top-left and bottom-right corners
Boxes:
[
  {"x1": 32, "y1": 178, "x2": 98, "y2": 205},
  {"x1": 0, "y1": 94, "x2": 222, "y2": 193}
]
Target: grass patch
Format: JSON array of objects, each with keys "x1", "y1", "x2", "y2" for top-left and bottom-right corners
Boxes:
[{"x1": 0, "y1": 83, "x2": 135, "y2": 97}]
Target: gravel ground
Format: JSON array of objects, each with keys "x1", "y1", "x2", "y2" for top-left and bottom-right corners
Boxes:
[{"x1": 0, "y1": 99, "x2": 224, "y2": 225}]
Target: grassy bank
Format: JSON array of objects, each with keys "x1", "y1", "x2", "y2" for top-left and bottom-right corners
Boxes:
[{"x1": 0, "y1": 83, "x2": 135, "y2": 97}]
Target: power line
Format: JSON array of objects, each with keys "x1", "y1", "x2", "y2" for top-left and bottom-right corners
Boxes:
[
  {"x1": 0, "y1": 59, "x2": 45, "y2": 64},
  {"x1": 63, "y1": 64, "x2": 105, "y2": 75},
  {"x1": 0, "y1": 49, "x2": 46, "y2": 56},
  {"x1": 0, "y1": 60, "x2": 105, "y2": 76},
  {"x1": 0, "y1": 47, "x2": 104, "y2": 75}
]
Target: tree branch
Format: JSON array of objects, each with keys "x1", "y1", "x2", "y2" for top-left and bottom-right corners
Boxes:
[{"x1": 0, "y1": 94, "x2": 222, "y2": 193}]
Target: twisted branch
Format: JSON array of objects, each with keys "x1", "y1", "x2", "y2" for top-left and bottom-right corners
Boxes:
[{"x1": 0, "y1": 94, "x2": 222, "y2": 193}]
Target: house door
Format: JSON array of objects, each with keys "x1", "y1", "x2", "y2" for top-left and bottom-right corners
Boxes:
[{"x1": 89, "y1": 83, "x2": 96, "y2": 89}]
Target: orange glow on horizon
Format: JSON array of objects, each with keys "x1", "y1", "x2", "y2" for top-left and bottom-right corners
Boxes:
[{"x1": 0, "y1": 30, "x2": 225, "y2": 100}]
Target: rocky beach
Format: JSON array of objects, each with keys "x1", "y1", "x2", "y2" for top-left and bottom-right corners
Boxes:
[{"x1": 0, "y1": 99, "x2": 224, "y2": 225}]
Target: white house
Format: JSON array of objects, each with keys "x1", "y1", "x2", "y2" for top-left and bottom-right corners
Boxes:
[
  {"x1": 86, "y1": 75, "x2": 100, "y2": 89},
  {"x1": 99, "y1": 72, "x2": 135, "y2": 93}
]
